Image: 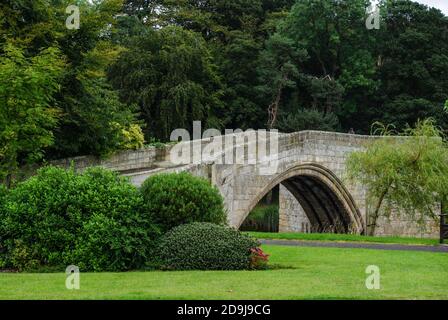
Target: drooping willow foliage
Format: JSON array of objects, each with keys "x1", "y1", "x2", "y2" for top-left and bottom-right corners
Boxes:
[{"x1": 346, "y1": 119, "x2": 448, "y2": 235}]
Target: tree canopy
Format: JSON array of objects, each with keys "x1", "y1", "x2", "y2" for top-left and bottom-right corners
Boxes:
[
  {"x1": 108, "y1": 25, "x2": 224, "y2": 140},
  {"x1": 1, "y1": 0, "x2": 448, "y2": 185},
  {"x1": 346, "y1": 119, "x2": 448, "y2": 235},
  {"x1": 0, "y1": 44, "x2": 64, "y2": 185}
]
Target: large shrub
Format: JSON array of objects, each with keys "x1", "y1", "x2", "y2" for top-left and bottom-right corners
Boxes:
[
  {"x1": 0, "y1": 166, "x2": 159, "y2": 271},
  {"x1": 156, "y1": 222, "x2": 264, "y2": 270},
  {"x1": 141, "y1": 172, "x2": 226, "y2": 232}
]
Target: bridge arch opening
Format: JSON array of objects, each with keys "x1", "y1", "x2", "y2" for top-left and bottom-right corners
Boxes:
[{"x1": 239, "y1": 164, "x2": 364, "y2": 234}]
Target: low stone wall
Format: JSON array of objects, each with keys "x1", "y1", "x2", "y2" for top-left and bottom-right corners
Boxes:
[
  {"x1": 375, "y1": 211, "x2": 439, "y2": 238},
  {"x1": 49, "y1": 146, "x2": 172, "y2": 173}
]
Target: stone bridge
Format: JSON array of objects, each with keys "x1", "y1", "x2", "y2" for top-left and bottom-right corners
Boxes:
[{"x1": 52, "y1": 131, "x2": 438, "y2": 238}]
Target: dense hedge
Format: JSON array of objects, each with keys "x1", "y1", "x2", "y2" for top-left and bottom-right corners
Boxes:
[
  {"x1": 156, "y1": 222, "x2": 260, "y2": 270},
  {"x1": 0, "y1": 166, "x2": 159, "y2": 271},
  {"x1": 141, "y1": 172, "x2": 226, "y2": 232}
]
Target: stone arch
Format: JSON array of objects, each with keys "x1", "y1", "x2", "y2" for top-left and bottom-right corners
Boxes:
[{"x1": 237, "y1": 163, "x2": 364, "y2": 234}]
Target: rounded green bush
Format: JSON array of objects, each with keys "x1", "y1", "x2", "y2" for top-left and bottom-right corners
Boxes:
[
  {"x1": 141, "y1": 172, "x2": 226, "y2": 232},
  {"x1": 0, "y1": 166, "x2": 159, "y2": 271},
  {"x1": 156, "y1": 222, "x2": 260, "y2": 270}
]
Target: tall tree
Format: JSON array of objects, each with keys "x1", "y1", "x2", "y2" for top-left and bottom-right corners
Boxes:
[
  {"x1": 52, "y1": 0, "x2": 143, "y2": 157},
  {"x1": 256, "y1": 33, "x2": 305, "y2": 128},
  {"x1": 109, "y1": 26, "x2": 224, "y2": 140},
  {"x1": 278, "y1": 0, "x2": 377, "y2": 131},
  {"x1": 130, "y1": 0, "x2": 297, "y2": 130},
  {"x1": 374, "y1": 0, "x2": 448, "y2": 131},
  {"x1": 0, "y1": 44, "x2": 64, "y2": 186},
  {"x1": 0, "y1": 0, "x2": 144, "y2": 159},
  {"x1": 346, "y1": 119, "x2": 448, "y2": 235}
]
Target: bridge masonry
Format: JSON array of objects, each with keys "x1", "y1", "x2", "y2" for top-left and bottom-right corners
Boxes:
[
  {"x1": 50, "y1": 131, "x2": 439, "y2": 238},
  {"x1": 279, "y1": 185, "x2": 311, "y2": 233}
]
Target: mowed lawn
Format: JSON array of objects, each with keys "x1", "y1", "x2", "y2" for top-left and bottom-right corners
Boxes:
[
  {"x1": 1, "y1": 245, "x2": 447, "y2": 300},
  {"x1": 245, "y1": 232, "x2": 440, "y2": 246}
]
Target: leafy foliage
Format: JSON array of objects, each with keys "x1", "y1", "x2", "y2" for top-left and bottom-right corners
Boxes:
[
  {"x1": 376, "y1": 0, "x2": 448, "y2": 131},
  {"x1": 0, "y1": 184, "x2": 7, "y2": 214},
  {"x1": 346, "y1": 119, "x2": 448, "y2": 235},
  {"x1": 277, "y1": 109, "x2": 339, "y2": 133},
  {"x1": 3, "y1": 0, "x2": 446, "y2": 170},
  {"x1": 51, "y1": 1, "x2": 143, "y2": 157},
  {"x1": 2, "y1": 0, "x2": 448, "y2": 173},
  {"x1": 140, "y1": 172, "x2": 227, "y2": 233},
  {"x1": 0, "y1": 43, "x2": 64, "y2": 185},
  {"x1": 118, "y1": 123, "x2": 145, "y2": 150},
  {"x1": 109, "y1": 26, "x2": 224, "y2": 141},
  {"x1": 273, "y1": 0, "x2": 377, "y2": 130},
  {"x1": 0, "y1": 0, "x2": 144, "y2": 166},
  {"x1": 0, "y1": 166, "x2": 159, "y2": 271},
  {"x1": 156, "y1": 222, "x2": 261, "y2": 270},
  {"x1": 120, "y1": 0, "x2": 298, "y2": 131},
  {"x1": 256, "y1": 33, "x2": 305, "y2": 128},
  {"x1": 256, "y1": 0, "x2": 447, "y2": 133}
]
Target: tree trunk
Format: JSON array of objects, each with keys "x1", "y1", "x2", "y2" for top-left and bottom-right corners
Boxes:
[
  {"x1": 268, "y1": 73, "x2": 288, "y2": 129},
  {"x1": 368, "y1": 187, "x2": 389, "y2": 236},
  {"x1": 5, "y1": 173, "x2": 12, "y2": 189}
]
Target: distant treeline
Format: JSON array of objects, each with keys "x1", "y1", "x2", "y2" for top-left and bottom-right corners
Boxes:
[{"x1": 1, "y1": 0, "x2": 447, "y2": 183}]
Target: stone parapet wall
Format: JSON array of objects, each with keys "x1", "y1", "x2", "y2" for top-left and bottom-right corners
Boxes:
[
  {"x1": 48, "y1": 131, "x2": 374, "y2": 174},
  {"x1": 44, "y1": 130, "x2": 439, "y2": 238},
  {"x1": 49, "y1": 147, "x2": 171, "y2": 173}
]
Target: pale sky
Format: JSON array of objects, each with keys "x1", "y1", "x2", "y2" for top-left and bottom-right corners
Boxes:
[
  {"x1": 416, "y1": 0, "x2": 448, "y2": 15},
  {"x1": 371, "y1": 0, "x2": 448, "y2": 15}
]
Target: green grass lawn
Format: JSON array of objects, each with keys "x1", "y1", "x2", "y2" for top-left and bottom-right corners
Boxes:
[
  {"x1": 1, "y1": 245, "x2": 447, "y2": 300},
  {"x1": 245, "y1": 232, "x2": 440, "y2": 246}
]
